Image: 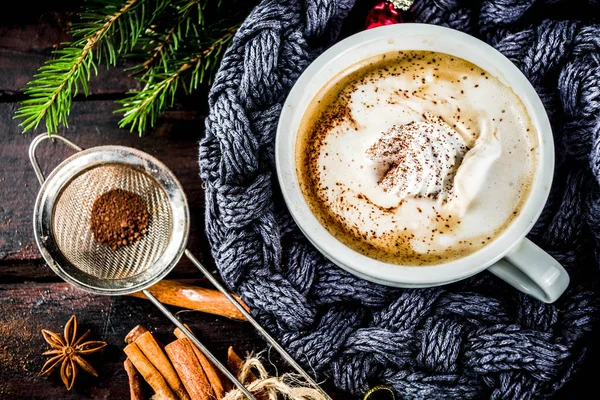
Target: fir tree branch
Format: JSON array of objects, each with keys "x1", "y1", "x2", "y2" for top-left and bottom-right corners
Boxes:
[
  {"x1": 15, "y1": 0, "x2": 256, "y2": 136},
  {"x1": 116, "y1": 24, "x2": 237, "y2": 134},
  {"x1": 14, "y1": 0, "x2": 155, "y2": 134}
]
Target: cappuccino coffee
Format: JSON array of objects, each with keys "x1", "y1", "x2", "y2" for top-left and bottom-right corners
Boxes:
[{"x1": 296, "y1": 51, "x2": 538, "y2": 265}]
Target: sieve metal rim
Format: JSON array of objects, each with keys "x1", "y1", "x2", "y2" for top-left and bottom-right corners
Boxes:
[{"x1": 33, "y1": 145, "x2": 189, "y2": 296}]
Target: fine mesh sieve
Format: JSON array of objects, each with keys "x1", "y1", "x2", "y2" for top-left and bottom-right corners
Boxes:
[
  {"x1": 31, "y1": 137, "x2": 189, "y2": 295},
  {"x1": 29, "y1": 134, "x2": 330, "y2": 400},
  {"x1": 54, "y1": 164, "x2": 172, "y2": 281}
]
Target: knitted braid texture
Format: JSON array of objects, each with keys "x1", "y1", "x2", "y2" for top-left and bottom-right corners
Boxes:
[{"x1": 199, "y1": 1, "x2": 600, "y2": 398}]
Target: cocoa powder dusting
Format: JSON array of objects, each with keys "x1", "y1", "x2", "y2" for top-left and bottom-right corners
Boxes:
[{"x1": 89, "y1": 189, "x2": 149, "y2": 250}]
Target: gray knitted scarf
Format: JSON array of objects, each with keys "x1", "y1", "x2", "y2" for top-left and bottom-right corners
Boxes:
[{"x1": 199, "y1": 0, "x2": 600, "y2": 398}]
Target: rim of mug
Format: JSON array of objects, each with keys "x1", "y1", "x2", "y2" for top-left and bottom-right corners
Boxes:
[{"x1": 275, "y1": 23, "x2": 554, "y2": 287}]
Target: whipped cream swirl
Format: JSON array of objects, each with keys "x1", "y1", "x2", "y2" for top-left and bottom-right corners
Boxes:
[{"x1": 366, "y1": 114, "x2": 468, "y2": 201}]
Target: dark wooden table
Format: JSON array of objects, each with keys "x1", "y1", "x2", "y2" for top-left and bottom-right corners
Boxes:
[
  {"x1": 0, "y1": 3, "x2": 595, "y2": 400},
  {"x1": 0, "y1": 4, "x2": 276, "y2": 399}
]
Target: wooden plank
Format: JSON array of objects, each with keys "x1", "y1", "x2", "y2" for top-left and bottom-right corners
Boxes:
[
  {"x1": 0, "y1": 9, "x2": 138, "y2": 95},
  {"x1": 0, "y1": 282, "x2": 265, "y2": 399},
  {"x1": 0, "y1": 7, "x2": 140, "y2": 95},
  {"x1": 0, "y1": 2, "x2": 80, "y2": 26},
  {"x1": 0, "y1": 100, "x2": 211, "y2": 272},
  {"x1": 0, "y1": 261, "x2": 55, "y2": 283},
  {"x1": 0, "y1": 12, "x2": 71, "y2": 52},
  {"x1": 0, "y1": 258, "x2": 221, "y2": 283},
  {"x1": 0, "y1": 48, "x2": 142, "y2": 95}
]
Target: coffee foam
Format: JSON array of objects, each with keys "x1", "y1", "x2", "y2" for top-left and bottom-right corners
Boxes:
[{"x1": 296, "y1": 51, "x2": 538, "y2": 265}]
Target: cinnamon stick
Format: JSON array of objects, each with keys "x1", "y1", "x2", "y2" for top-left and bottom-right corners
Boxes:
[
  {"x1": 125, "y1": 325, "x2": 149, "y2": 344},
  {"x1": 124, "y1": 343, "x2": 177, "y2": 400},
  {"x1": 135, "y1": 331, "x2": 190, "y2": 400},
  {"x1": 127, "y1": 280, "x2": 249, "y2": 321},
  {"x1": 227, "y1": 346, "x2": 258, "y2": 383},
  {"x1": 124, "y1": 358, "x2": 144, "y2": 400},
  {"x1": 124, "y1": 325, "x2": 148, "y2": 399},
  {"x1": 174, "y1": 327, "x2": 227, "y2": 398},
  {"x1": 165, "y1": 339, "x2": 214, "y2": 400}
]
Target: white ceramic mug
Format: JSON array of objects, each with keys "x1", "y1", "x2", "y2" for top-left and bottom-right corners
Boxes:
[{"x1": 275, "y1": 23, "x2": 569, "y2": 303}]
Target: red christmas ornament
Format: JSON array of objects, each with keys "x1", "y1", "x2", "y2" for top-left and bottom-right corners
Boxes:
[{"x1": 364, "y1": 1, "x2": 403, "y2": 30}]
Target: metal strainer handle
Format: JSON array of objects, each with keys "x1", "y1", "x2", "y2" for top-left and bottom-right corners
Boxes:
[
  {"x1": 185, "y1": 250, "x2": 333, "y2": 400},
  {"x1": 29, "y1": 133, "x2": 83, "y2": 185}
]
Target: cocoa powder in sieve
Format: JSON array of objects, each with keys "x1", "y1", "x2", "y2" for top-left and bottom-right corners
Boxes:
[{"x1": 89, "y1": 188, "x2": 150, "y2": 250}]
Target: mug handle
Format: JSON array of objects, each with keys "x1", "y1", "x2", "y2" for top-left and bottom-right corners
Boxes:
[{"x1": 487, "y1": 238, "x2": 569, "y2": 303}]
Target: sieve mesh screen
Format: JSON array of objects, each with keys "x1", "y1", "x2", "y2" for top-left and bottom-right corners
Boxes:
[{"x1": 52, "y1": 164, "x2": 173, "y2": 280}]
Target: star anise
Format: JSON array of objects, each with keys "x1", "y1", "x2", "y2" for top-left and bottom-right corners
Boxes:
[{"x1": 39, "y1": 315, "x2": 107, "y2": 390}]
